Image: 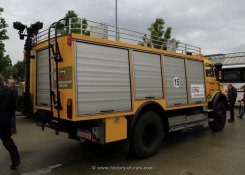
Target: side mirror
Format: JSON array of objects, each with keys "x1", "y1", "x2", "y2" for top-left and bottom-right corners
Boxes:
[
  {"x1": 214, "y1": 63, "x2": 222, "y2": 81},
  {"x1": 214, "y1": 63, "x2": 222, "y2": 70}
]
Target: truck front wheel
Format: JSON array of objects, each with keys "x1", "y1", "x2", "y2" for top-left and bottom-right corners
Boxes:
[
  {"x1": 131, "y1": 111, "x2": 164, "y2": 158},
  {"x1": 209, "y1": 102, "x2": 226, "y2": 132}
]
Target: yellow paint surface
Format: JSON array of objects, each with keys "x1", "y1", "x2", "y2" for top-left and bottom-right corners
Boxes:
[
  {"x1": 31, "y1": 34, "x2": 221, "y2": 123},
  {"x1": 105, "y1": 116, "x2": 127, "y2": 143}
]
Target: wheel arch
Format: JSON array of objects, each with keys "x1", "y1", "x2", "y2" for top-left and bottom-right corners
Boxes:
[
  {"x1": 130, "y1": 101, "x2": 168, "y2": 135},
  {"x1": 210, "y1": 92, "x2": 229, "y2": 111}
]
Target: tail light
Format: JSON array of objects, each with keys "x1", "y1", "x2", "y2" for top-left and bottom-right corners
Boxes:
[{"x1": 67, "y1": 99, "x2": 72, "y2": 119}]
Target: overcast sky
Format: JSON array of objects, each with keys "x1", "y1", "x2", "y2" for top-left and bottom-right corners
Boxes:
[{"x1": 1, "y1": 0, "x2": 245, "y2": 64}]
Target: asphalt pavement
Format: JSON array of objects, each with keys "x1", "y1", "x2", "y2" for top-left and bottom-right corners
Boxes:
[{"x1": 1, "y1": 109, "x2": 245, "y2": 175}]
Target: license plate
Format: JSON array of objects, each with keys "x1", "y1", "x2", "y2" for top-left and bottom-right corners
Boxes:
[{"x1": 77, "y1": 130, "x2": 92, "y2": 140}]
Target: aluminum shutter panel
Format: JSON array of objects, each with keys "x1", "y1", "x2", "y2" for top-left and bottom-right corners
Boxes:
[
  {"x1": 133, "y1": 51, "x2": 163, "y2": 99},
  {"x1": 36, "y1": 49, "x2": 51, "y2": 106},
  {"x1": 76, "y1": 42, "x2": 132, "y2": 115},
  {"x1": 186, "y1": 59, "x2": 206, "y2": 104},
  {"x1": 164, "y1": 56, "x2": 187, "y2": 107}
]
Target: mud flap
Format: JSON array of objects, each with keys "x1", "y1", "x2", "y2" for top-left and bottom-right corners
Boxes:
[{"x1": 35, "y1": 110, "x2": 53, "y2": 130}]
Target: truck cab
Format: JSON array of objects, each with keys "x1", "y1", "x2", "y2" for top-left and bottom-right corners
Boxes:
[{"x1": 204, "y1": 59, "x2": 225, "y2": 101}]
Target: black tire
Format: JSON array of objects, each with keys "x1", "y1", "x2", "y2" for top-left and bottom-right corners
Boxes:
[
  {"x1": 131, "y1": 111, "x2": 164, "y2": 158},
  {"x1": 209, "y1": 102, "x2": 226, "y2": 132}
]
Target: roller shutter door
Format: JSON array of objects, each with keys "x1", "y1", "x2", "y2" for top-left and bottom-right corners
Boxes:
[
  {"x1": 36, "y1": 48, "x2": 51, "y2": 106},
  {"x1": 133, "y1": 51, "x2": 163, "y2": 99},
  {"x1": 76, "y1": 42, "x2": 132, "y2": 115},
  {"x1": 186, "y1": 59, "x2": 206, "y2": 104},
  {"x1": 164, "y1": 56, "x2": 188, "y2": 107}
]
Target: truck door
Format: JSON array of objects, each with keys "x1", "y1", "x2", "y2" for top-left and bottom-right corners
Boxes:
[{"x1": 205, "y1": 64, "x2": 216, "y2": 100}]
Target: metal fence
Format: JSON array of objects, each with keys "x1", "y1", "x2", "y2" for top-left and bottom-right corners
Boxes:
[{"x1": 34, "y1": 18, "x2": 202, "y2": 55}]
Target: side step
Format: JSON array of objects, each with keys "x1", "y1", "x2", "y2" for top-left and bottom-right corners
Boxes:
[
  {"x1": 168, "y1": 113, "x2": 214, "y2": 132},
  {"x1": 169, "y1": 118, "x2": 214, "y2": 132}
]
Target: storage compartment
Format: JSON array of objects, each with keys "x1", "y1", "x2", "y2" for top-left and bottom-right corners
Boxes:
[
  {"x1": 186, "y1": 59, "x2": 206, "y2": 104},
  {"x1": 36, "y1": 48, "x2": 51, "y2": 106},
  {"x1": 75, "y1": 42, "x2": 132, "y2": 115},
  {"x1": 163, "y1": 55, "x2": 188, "y2": 107},
  {"x1": 133, "y1": 51, "x2": 163, "y2": 99}
]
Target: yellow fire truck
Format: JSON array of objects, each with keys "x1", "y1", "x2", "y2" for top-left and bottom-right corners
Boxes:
[{"x1": 14, "y1": 18, "x2": 228, "y2": 158}]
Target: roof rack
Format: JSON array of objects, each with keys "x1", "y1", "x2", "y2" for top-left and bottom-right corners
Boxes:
[{"x1": 34, "y1": 18, "x2": 202, "y2": 55}]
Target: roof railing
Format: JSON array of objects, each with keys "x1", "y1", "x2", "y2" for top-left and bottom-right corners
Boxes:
[{"x1": 34, "y1": 18, "x2": 202, "y2": 55}]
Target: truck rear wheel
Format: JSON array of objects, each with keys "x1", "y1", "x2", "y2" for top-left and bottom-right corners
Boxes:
[
  {"x1": 131, "y1": 111, "x2": 164, "y2": 158},
  {"x1": 209, "y1": 102, "x2": 226, "y2": 132}
]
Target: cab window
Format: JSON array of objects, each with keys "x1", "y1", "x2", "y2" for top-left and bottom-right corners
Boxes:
[{"x1": 205, "y1": 65, "x2": 214, "y2": 77}]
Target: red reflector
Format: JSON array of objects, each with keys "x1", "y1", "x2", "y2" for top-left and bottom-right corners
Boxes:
[
  {"x1": 66, "y1": 35, "x2": 72, "y2": 46},
  {"x1": 67, "y1": 99, "x2": 72, "y2": 119},
  {"x1": 67, "y1": 99, "x2": 72, "y2": 106}
]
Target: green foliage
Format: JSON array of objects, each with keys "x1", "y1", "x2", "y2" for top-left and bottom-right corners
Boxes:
[
  {"x1": 13, "y1": 60, "x2": 24, "y2": 80},
  {"x1": 0, "y1": 60, "x2": 24, "y2": 80},
  {"x1": 0, "y1": 52, "x2": 11, "y2": 68},
  {"x1": 81, "y1": 18, "x2": 90, "y2": 36},
  {"x1": 164, "y1": 27, "x2": 172, "y2": 40},
  {"x1": 64, "y1": 10, "x2": 90, "y2": 36},
  {"x1": 65, "y1": 10, "x2": 78, "y2": 19},
  {"x1": 64, "y1": 10, "x2": 80, "y2": 34},
  {"x1": 0, "y1": 52, "x2": 12, "y2": 79},
  {"x1": 139, "y1": 34, "x2": 152, "y2": 47},
  {"x1": 2, "y1": 65, "x2": 15, "y2": 79},
  {"x1": 0, "y1": 7, "x2": 9, "y2": 40},
  {"x1": 139, "y1": 18, "x2": 173, "y2": 50},
  {"x1": 0, "y1": 7, "x2": 24, "y2": 80},
  {"x1": 0, "y1": 7, "x2": 12, "y2": 78}
]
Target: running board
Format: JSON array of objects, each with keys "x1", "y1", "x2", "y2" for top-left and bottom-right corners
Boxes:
[
  {"x1": 169, "y1": 118, "x2": 213, "y2": 132},
  {"x1": 168, "y1": 113, "x2": 214, "y2": 132}
]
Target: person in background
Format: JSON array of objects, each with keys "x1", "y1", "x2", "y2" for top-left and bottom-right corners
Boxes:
[
  {"x1": 8, "y1": 79, "x2": 18, "y2": 134},
  {"x1": 237, "y1": 85, "x2": 245, "y2": 119},
  {"x1": 0, "y1": 76, "x2": 20, "y2": 169},
  {"x1": 227, "y1": 84, "x2": 237, "y2": 123}
]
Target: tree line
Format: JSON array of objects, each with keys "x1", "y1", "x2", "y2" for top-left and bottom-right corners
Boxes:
[{"x1": 0, "y1": 7, "x2": 24, "y2": 81}]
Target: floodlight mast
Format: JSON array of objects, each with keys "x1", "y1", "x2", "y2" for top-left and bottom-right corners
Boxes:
[{"x1": 13, "y1": 21, "x2": 43, "y2": 116}]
